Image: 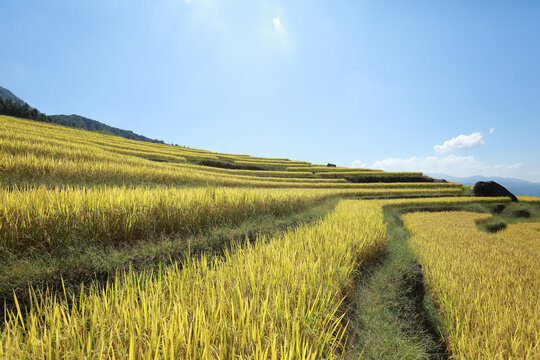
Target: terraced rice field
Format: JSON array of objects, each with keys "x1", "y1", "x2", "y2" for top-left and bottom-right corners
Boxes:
[
  {"x1": 0, "y1": 114, "x2": 538, "y2": 359},
  {"x1": 0, "y1": 201, "x2": 386, "y2": 358}
]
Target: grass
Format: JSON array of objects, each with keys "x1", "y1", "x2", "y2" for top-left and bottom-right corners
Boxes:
[
  {"x1": 476, "y1": 201, "x2": 540, "y2": 233},
  {"x1": 315, "y1": 172, "x2": 428, "y2": 183},
  {"x1": 344, "y1": 205, "x2": 448, "y2": 360},
  {"x1": 0, "y1": 187, "x2": 536, "y2": 358}
]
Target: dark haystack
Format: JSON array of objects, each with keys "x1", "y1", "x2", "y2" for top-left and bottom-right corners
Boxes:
[
  {"x1": 472, "y1": 181, "x2": 518, "y2": 202},
  {"x1": 327, "y1": 163, "x2": 336, "y2": 167}
]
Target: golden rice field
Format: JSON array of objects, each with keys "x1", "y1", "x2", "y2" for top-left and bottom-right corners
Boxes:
[
  {"x1": 403, "y1": 211, "x2": 540, "y2": 359},
  {"x1": 0, "y1": 116, "x2": 447, "y2": 188},
  {"x1": 2, "y1": 195, "x2": 537, "y2": 358},
  {"x1": 0, "y1": 186, "x2": 323, "y2": 253},
  {"x1": 0, "y1": 200, "x2": 387, "y2": 359},
  {"x1": 0, "y1": 186, "x2": 461, "y2": 255},
  {"x1": 1, "y1": 114, "x2": 539, "y2": 359},
  {"x1": 2, "y1": 151, "x2": 465, "y2": 189},
  {"x1": 0, "y1": 116, "x2": 313, "y2": 172}
]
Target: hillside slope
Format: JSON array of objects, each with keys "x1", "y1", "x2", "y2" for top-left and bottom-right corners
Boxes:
[
  {"x1": 0, "y1": 86, "x2": 164, "y2": 144},
  {"x1": 0, "y1": 114, "x2": 538, "y2": 360},
  {"x1": 0, "y1": 115, "x2": 462, "y2": 189},
  {"x1": 0, "y1": 86, "x2": 26, "y2": 105},
  {"x1": 49, "y1": 114, "x2": 165, "y2": 143}
]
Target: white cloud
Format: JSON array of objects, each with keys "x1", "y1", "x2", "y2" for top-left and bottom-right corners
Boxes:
[
  {"x1": 351, "y1": 160, "x2": 367, "y2": 168},
  {"x1": 489, "y1": 128, "x2": 495, "y2": 134},
  {"x1": 434, "y1": 132, "x2": 484, "y2": 154},
  {"x1": 372, "y1": 155, "x2": 522, "y2": 178}
]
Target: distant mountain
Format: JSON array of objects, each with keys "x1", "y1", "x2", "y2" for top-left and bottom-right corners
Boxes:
[
  {"x1": 427, "y1": 173, "x2": 540, "y2": 198},
  {"x1": 0, "y1": 86, "x2": 27, "y2": 105},
  {"x1": 49, "y1": 114, "x2": 165, "y2": 143},
  {"x1": 0, "y1": 86, "x2": 164, "y2": 144}
]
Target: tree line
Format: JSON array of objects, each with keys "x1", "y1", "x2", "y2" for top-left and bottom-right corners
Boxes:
[
  {"x1": 0, "y1": 97, "x2": 165, "y2": 144},
  {"x1": 0, "y1": 97, "x2": 53, "y2": 123}
]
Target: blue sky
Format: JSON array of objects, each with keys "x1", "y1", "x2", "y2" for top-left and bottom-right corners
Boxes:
[{"x1": 1, "y1": 0, "x2": 539, "y2": 181}]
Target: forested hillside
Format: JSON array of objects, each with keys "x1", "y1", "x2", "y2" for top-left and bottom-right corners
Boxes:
[{"x1": 0, "y1": 86, "x2": 164, "y2": 144}]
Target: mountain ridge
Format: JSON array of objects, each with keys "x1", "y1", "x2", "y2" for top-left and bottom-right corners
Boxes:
[
  {"x1": 0, "y1": 86, "x2": 27, "y2": 106},
  {"x1": 0, "y1": 86, "x2": 164, "y2": 144}
]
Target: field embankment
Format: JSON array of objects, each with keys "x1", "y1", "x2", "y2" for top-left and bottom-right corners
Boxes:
[{"x1": 344, "y1": 198, "x2": 540, "y2": 359}]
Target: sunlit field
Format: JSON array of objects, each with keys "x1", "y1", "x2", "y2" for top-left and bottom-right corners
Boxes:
[
  {"x1": 403, "y1": 211, "x2": 540, "y2": 359},
  {"x1": 0, "y1": 115, "x2": 538, "y2": 359}
]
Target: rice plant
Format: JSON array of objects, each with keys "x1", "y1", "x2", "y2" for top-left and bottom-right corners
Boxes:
[
  {"x1": 402, "y1": 211, "x2": 540, "y2": 359},
  {"x1": 0, "y1": 200, "x2": 387, "y2": 359}
]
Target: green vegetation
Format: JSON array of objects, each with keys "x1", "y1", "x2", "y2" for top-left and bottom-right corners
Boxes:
[
  {"x1": 49, "y1": 114, "x2": 165, "y2": 143},
  {"x1": 0, "y1": 97, "x2": 51, "y2": 123},
  {"x1": 0, "y1": 86, "x2": 26, "y2": 105},
  {"x1": 345, "y1": 205, "x2": 447, "y2": 360},
  {"x1": 476, "y1": 201, "x2": 540, "y2": 233},
  {"x1": 317, "y1": 171, "x2": 429, "y2": 183}
]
